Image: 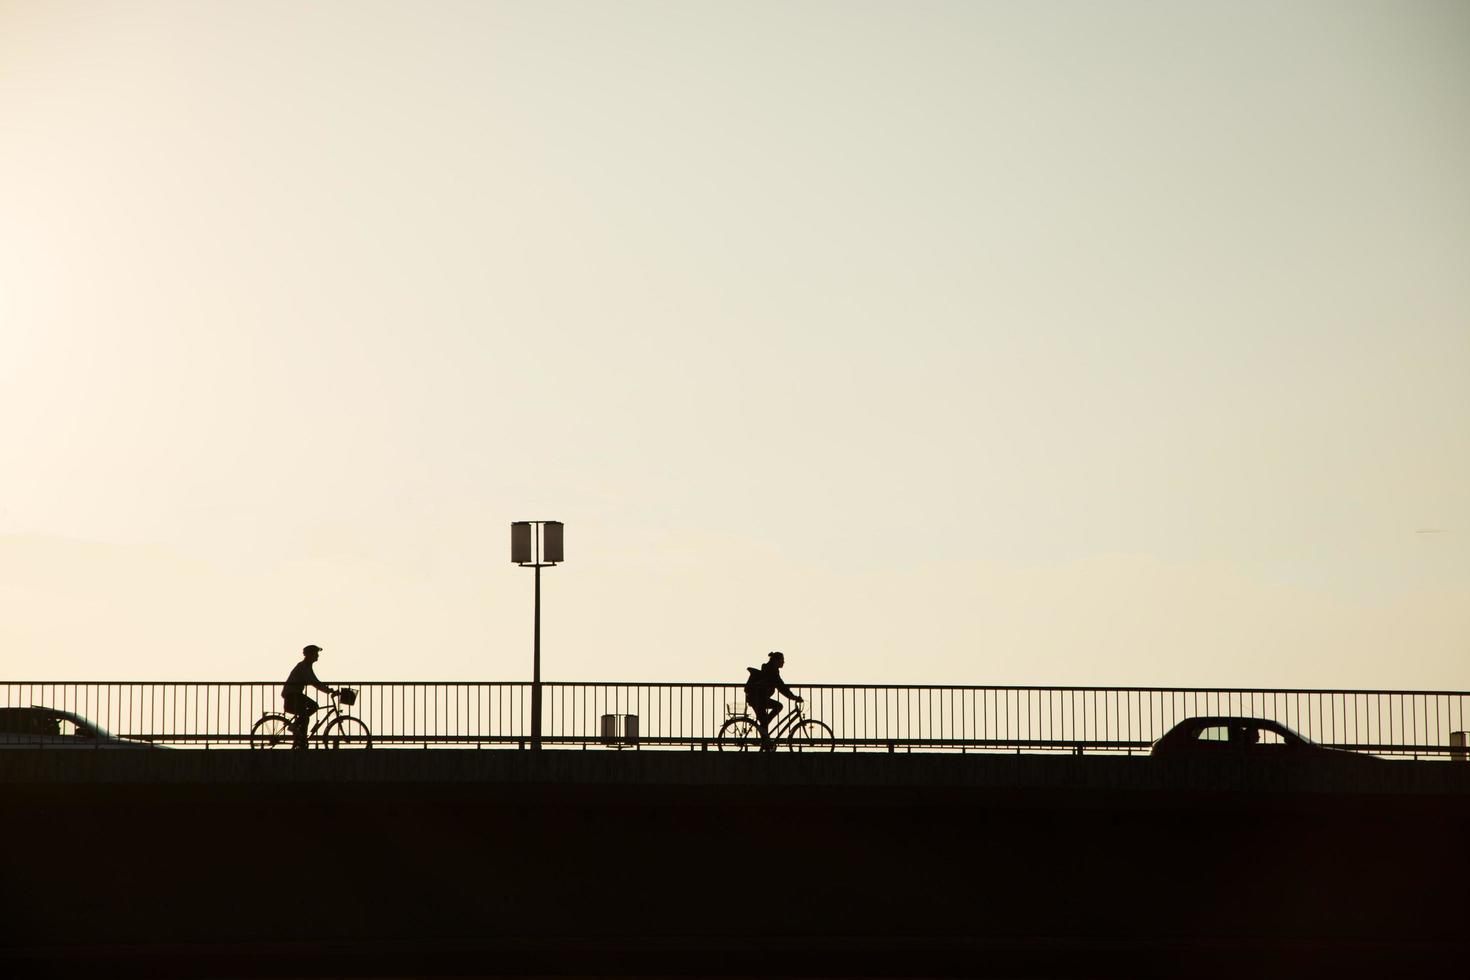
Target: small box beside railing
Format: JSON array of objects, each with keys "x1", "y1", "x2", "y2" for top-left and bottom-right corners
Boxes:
[{"x1": 599, "y1": 713, "x2": 639, "y2": 747}]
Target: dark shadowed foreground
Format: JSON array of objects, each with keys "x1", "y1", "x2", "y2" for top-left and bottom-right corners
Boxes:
[{"x1": 2, "y1": 750, "x2": 1467, "y2": 978}]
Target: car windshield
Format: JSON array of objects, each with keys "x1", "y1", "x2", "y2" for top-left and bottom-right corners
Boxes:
[{"x1": 52, "y1": 712, "x2": 114, "y2": 740}]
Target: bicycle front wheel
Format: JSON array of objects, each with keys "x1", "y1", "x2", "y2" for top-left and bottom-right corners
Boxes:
[
  {"x1": 788, "y1": 719, "x2": 835, "y2": 752},
  {"x1": 716, "y1": 716, "x2": 762, "y2": 752},
  {"x1": 322, "y1": 716, "x2": 372, "y2": 749},
  {"x1": 250, "y1": 714, "x2": 294, "y2": 750}
]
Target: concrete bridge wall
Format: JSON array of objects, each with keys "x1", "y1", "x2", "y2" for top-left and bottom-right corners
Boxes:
[{"x1": 3, "y1": 750, "x2": 1468, "y2": 977}]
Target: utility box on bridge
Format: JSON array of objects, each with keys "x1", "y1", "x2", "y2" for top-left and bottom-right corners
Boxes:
[
  {"x1": 600, "y1": 714, "x2": 639, "y2": 748},
  {"x1": 1452, "y1": 732, "x2": 1467, "y2": 761}
]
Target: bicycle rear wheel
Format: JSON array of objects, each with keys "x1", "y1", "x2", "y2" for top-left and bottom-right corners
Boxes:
[
  {"x1": 788, "y1": 719, "x2": 835, "y2": 752},
  {"x1": 716, "y1": 716, "x2": 762, "y2": 752},
  {"x1": 322, "y1": 716, "x2": 372, "y2": 749},
  {"x1": 250, "y1": 714, "x2": 294, "y2": 750}
]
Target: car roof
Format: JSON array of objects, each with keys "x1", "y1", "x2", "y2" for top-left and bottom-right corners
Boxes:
[
  {"x1": 0, "y1": 706, "x2": 112, "y2": 737},
  {"x1": 0, "y1": 706, "x2": 69, "y2": 721},
  {"x1": 1, "y1": 706, "x2": 88, "y2": 723},
  {"x1": 1167, "y1": 716, "x2": 1314, "y2": 742},
  {"x1": 1185, "y1": 716, "x2": 1287, "y2": 726}
]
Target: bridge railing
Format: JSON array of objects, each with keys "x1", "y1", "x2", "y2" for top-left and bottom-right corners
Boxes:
[{"x1": 2, "y1": 681, "x2": 1467, "y2": 756}]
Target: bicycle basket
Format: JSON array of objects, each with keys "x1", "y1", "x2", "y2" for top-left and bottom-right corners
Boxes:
[{"x1": 338, "y1": 688, "x2": 358, "y2": 706}]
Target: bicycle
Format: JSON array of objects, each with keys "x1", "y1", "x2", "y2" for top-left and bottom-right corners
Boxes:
[
  {"x1": 716, "y1": 699, "x2": 835, "y2": 752},
  {"x1": 250, "y1": 688, "x2": 373, "y2": 749}
]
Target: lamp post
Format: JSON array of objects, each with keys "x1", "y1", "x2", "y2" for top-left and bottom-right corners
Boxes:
[{"x1": 511, "y1": 520, "x2": 563, "y2": 751}]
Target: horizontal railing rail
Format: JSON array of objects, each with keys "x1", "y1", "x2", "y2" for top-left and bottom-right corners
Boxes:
[{"x1": 2, "y1": 681, "x2": 1468, "y2": 757}]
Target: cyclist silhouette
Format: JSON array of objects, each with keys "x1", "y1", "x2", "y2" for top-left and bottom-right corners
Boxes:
[
  {"x1": 744, "y1": 650, "x2": 802, "y2": 751},
  {"x1": 283, "y1": 644, "x2": 339, "y2": 751}
]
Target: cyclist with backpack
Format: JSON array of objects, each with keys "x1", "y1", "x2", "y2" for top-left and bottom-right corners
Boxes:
[{"x1": 744, "y1": 650, "x2": 802, "y2": 751}]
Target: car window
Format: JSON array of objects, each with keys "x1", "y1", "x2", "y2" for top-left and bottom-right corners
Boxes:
[
  {"x1": 55, "y1": 718, "x2": 96, "y2": 739},
  {"x1": 1253, "y1": 727, "x2": 1286, "y2": 746},
  {"x1": 1196, "y1": 726, "x2": 1230, "y2": 742}
]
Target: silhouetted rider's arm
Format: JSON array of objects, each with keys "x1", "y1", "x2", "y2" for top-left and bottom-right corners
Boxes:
[
  {"x1": 301, "y1": 662, "x2": 337, "y2": 696},
  {"x1": 771, "y1": 669, "x2": 802, "y2": 702}
]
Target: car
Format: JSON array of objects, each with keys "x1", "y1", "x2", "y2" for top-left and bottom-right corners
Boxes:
[
  {"x1": 1149, "y1": 715, "x2": 1376, "y2": 761},
  {"x1": 0, "y1": 706, "x2": 164, "y2": 749}
]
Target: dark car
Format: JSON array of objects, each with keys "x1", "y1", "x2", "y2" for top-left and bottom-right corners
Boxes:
[
  {"x1": 0, "y1": 706, "x2": 163, "y2": 750},
  {"x1": 1150, "y1": 715, "x2": 1375, "y2": 761}
]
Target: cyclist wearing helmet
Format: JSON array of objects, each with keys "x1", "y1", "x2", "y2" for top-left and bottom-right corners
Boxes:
[
  {"x1": 744, "y1": 650, "x2": 802, "y2": 751},
  {"x1": 283, "y1": 644, "x2": 339, "y2": 750}
]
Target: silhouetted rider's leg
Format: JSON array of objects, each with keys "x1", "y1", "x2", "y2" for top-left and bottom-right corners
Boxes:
[
  {"x1": 285, "y1": 694, "x2": 318, "y2": 750},
  {"x1": 289, "y1": 711, "x2": 307, "y2": 750},
  {"x1": 751, "y1": 698, "x2": 781, "y2": 750}
]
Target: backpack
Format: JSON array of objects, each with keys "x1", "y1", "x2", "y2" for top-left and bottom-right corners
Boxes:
[{"x1": 743, "y1": 666, "x2": 765, "y2": 697}]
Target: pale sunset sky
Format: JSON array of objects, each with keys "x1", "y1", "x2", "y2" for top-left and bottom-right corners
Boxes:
[{"x1": 2, "y1": 1, "x2": 1466, "y2": 687}]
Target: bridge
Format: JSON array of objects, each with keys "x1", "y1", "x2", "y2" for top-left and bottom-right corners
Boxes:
[
  {"x1": 4, "y1": 680, "x2": 1470, "y2": 978},
  {"x1": 5, "y1": 680, "x2": 1469, "y2": 755}
]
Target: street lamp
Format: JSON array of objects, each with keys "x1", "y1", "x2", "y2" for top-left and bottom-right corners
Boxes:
[{"x1": 511, "y1": 520, "x2": 563, "y2": 750}]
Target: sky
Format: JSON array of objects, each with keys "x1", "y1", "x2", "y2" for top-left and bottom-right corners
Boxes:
[{"x1": 1, "y1": 1, "x2": 1466, "y2": 688}]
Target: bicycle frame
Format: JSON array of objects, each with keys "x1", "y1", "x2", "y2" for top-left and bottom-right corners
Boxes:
[
  {"x1": 302, "y1": 705, "x2": 343, "y2": 739},
  {"x1": 732, "y1": 701, "x2": 807, "y2": 738},
  {"x1": 288, "y1": 693, "x2": 355, "y2": 741},
  {"x1": 768, "y1": 705, "x2": 807, "y2": 739}
]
